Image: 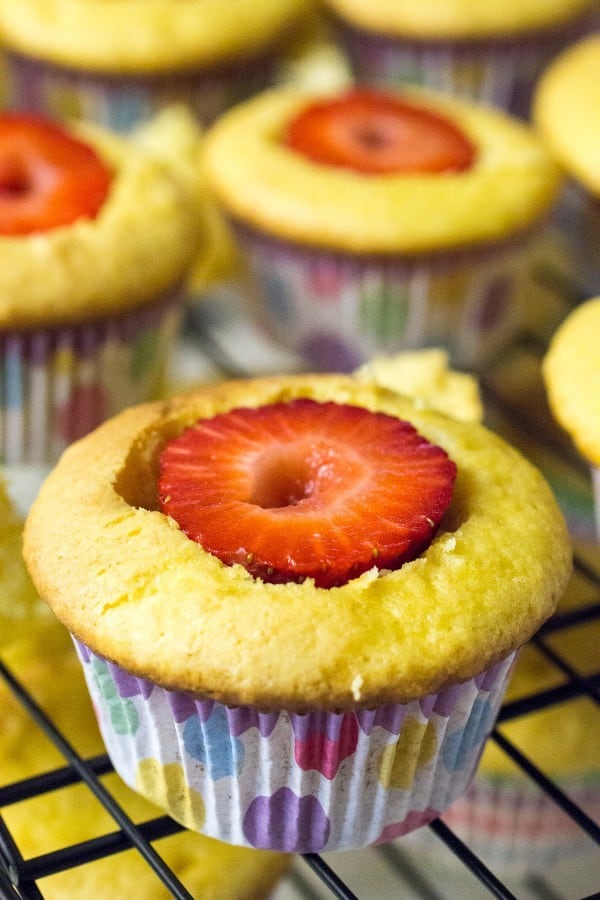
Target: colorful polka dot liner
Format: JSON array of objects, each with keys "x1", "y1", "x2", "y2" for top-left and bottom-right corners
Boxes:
[
  {"x1": 74, "y1": 640, "x2": 516, "y2": 853},
  {"x1": 2, "y1": 50, "x2": 279, "y2": 131},
  {"x1": 332, "y1": 14, "x2": 595, "y2": 118},
  {"x1": 0, "y1": 292, "x2": 182, "y2": 465},
  {"x1": 237, "y1": 224, "x2": 530, "y2": 373},
  {"x1": 423, "y1": 773, "x2": 600, "y2": 870}
]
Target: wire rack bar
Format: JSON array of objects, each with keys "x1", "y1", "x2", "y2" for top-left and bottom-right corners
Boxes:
[{"x1": 0, "y1": 659, "x2": 193, "y2": 900}]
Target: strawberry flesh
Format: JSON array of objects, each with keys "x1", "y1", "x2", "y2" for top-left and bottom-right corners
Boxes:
[
  {"x1": 158, "y1": 399, "x2": 456, "y2": 588},
  {"x1": 0, "y1": 113, "x2": 113, "y2": 235},
  {"x1": 283, "y1": 88, "x2": 476, "y2": 175}
]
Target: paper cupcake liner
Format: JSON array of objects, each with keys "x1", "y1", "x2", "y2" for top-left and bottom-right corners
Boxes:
[
  {"x1": 74, "y1": 639, "x2": 516, "y2": 853},
  {"x1": 428, "y1": 773, "x2": 600, "y2": 871},
  {"x1": 334, "y1": 13, "x2": 596, "y2": 117},
  {"x1": 235, "y1": 223, "x2": 530, "y2": 372},
  {"x1": 2, "y1": 50, "x2": 279, "y2": 131},
  {"x1": 0, "y1": 291, "x2": 182, "y2": 465}
]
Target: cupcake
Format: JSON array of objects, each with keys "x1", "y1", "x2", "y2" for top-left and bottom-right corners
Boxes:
[
  {"x1": 0, "y1": 106, "x2": 202, "y2": 467},
  {"x1": 543, "y1": 297, "x2": 600, "y2": 540},
  {"x1": 322, "y1": 0, "x2": 597, "y2": 117},
  {"x1": 0, "y1": 0, "x2": 314, "y2": 131},
  {"x1": 23, "y1": 371, "x2": 572, "y2": 853},
  {"x1": 533, "y1": 34, "x2": 600, "y2": 296},
  {"x1": 202, "y1": 85, "x2": 562, "y2": 371},
  {"x1": 435, "y1": 567, "x2": 600, "y2": 871},
  {"x1": 0, "y1": 628, "x2": 290, "y2": 898}
]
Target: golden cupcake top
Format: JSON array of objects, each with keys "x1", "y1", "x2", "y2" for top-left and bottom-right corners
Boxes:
[
  {"x1": 1, "y1": 630, "x2": 290, "y2": 898},
  {"x1": 543, "y1": 297, "x2": 600, "y2": 466},
  {"x1": 322, "y1": 0, "x2": 595, "y2": 39},
  {"x1": 533, "y1": 34, "x2": 600, "y2": 196},
  {"x1": 203, "y1": 86, "x2": 562, "y2": 254},
  {"x1": 0, "y1": 107, "x2": 203, "y2": 330},
  {"x1": 0, "y1": 0, "x2": 312, "y2": 73},
  {"x1": 354, "y1": 349, "x2": 483, "y2": 423},
  {"x1": 24, "y1": 372, "x2": 571, "y2": 711}
]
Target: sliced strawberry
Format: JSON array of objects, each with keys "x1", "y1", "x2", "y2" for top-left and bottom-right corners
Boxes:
[
  {"x1": 158, "y1": 399, "x2": 456, "y2": 588},
  {"x1": 0, "y1": 113, "x2": 113, "y2": 235},
  {"x1": 283, "y1": 88, "x2": 476, "y2": 175}
]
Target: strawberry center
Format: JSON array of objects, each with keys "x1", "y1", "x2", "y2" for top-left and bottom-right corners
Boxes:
[
  {"x1": 250, "y1": 447, "x2": 316, "y2": 508},
  {"x1": 0, "y1": 114, "x2": 113, "y2": 235},
  {"x1": 283, "y1": 88, "x2": 476, "y2": 175},
  {"x1": 0, "y1": 158, "x2": 32, "y2": 197},
  {"x1": 159, "y1": 399, "x2": 457, "y2": 588}
]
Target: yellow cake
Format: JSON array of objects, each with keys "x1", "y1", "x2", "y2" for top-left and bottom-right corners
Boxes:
[
  {"x1": 0, "y1": 0, "x2": 312, "y2": 74},
  {"x1": 533, "y1": 37, "x2": 600, "y2": 297},
  {"x1": 0, "y1": 0, "x2": 316, "y2": 130},
  {"x1": 21, "y1": 372, "x2": 572, "y2": 852},
  {"x1": 543, "y1": 297, "x2": 600, "y2": 538},
  {"x1": 0, "y1": 110, "x2": 201, "y2": 330},
  {"x1": 534, "y1": 35, "x2": 600, "y2": 197},
  {"x1": 23, "y1": 374, "x2": 571, "y2": 709},
  {"x1": 202, "y1": 85, "x2": 562, "y2": 369},
  {"x1": 354, "y1": 349, "x2": 484, "y2": 423},
  {"x1": 204, "y1": 86, "x2": 560, "y2": 255},
  {"x1": 0, "y1": 108, "x2": 204, "y2": 464},
  {"x1": 542, "y1": 297, "x2": 600, "y2": 469},
  {"x1": 322, "y1": 0, "x2": 595, "y2": 40},
  {"x1": 0, "y1": 630, "x2": 290, "y2": 899}
]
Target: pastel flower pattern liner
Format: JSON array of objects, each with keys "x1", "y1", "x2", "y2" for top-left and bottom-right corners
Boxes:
[
  {"x1": 76, "y1": 639, "x2": 516, "y2": 853},
  {"x1": 237, "y1": 222, "x2": 529, "y2": 372},
  {"x1": 3, "y1": 50, "x2": 279, "y2": 132},
  {"x1": 0, "y1": 291, "x2": 182, "y2": 465}
]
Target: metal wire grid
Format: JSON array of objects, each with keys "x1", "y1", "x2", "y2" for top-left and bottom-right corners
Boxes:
[
  {"x1": 1, "y1": 551, "x2": 598, "y2": 900},
  {"x1": 1, "y1": 345, "x2": 599, "y2": 899}
]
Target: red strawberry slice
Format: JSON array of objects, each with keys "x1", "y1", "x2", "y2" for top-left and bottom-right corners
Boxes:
[
  {"x1": 283, "y1": 88, "x2": 476, "y2": 175},
  {"x1": 158, "y1": 399, "x2": 456, "y2": 588},
  {"x1": 0, "y1": 113, "x2": 112, "y2": 235}
]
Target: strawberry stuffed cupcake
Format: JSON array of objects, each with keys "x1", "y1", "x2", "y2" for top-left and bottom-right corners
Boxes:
[
  {"x1": 203, "y1": 85, "x2": 562, "y2": 371},
  {"x1": 23, "y1": 372, "x2": 571, "y2": 853},
  {"x1": 322, "y1": 0, "x2": 597, "y2": 117},
  {"x1": 0, "y1": 108, "x2": 202, "y2": 467},
  {"x1": 533, "y1": 34, "x2": 600, "y2": 297},
  {"x1": 0, "y1": 0, "x2": 314, "y2": 131},
  {"x1": 543, "y1": 297, "x2": 600, "y2": 540}
]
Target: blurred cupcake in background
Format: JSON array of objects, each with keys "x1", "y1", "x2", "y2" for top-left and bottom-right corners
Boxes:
[
  {"x1": 533, "y1": 34, "x2": 600, "y2": 297},
  {"x1": 0, "y1": 0, "x2": 315, "y2": 131},
  {"x1": 321, "y1": 0, "x2": 597, "y2": 117},
  {"x1": 0, "y1": 106, "x2": 203, "y2": 467},
  {"x1": 203, "y1": 84, "x2": 562, "y2": 372},
  {"x1": 543, "y1": 297, "x2": 600, "y2": 541}
]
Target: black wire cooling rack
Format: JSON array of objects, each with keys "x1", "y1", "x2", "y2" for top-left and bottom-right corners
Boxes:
[{"x1": 1, "y1": 337, "x2": 599, "y2": 900}]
